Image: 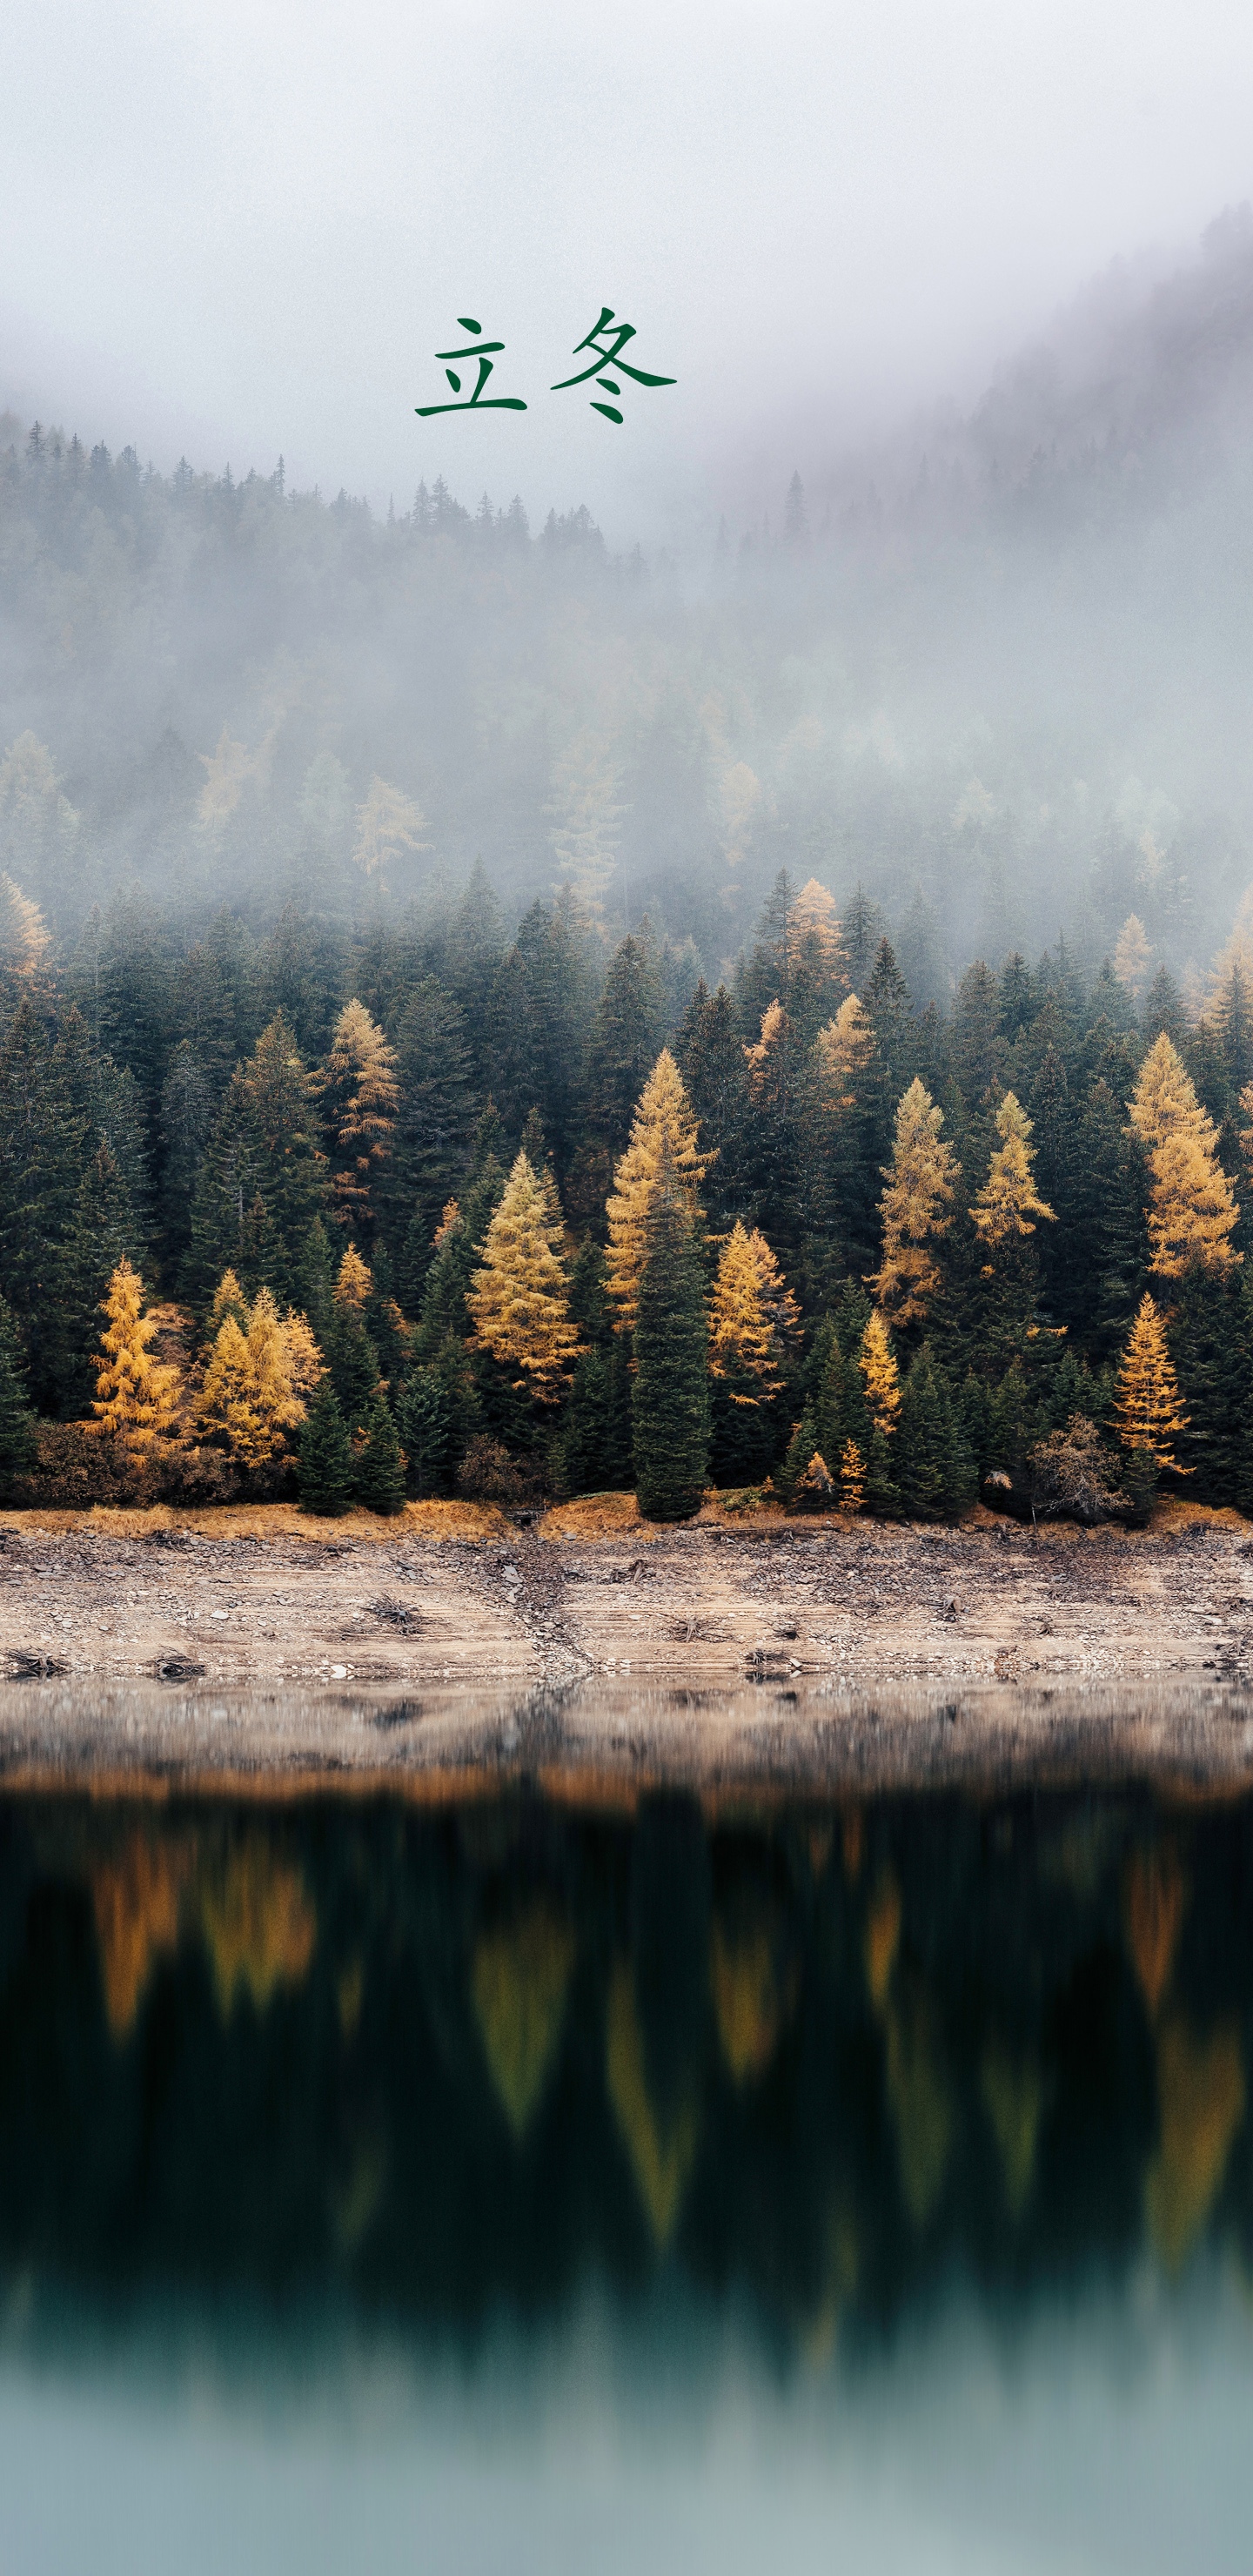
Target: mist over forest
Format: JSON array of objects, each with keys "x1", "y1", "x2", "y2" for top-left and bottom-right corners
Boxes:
[{"x1": 5, "y1": 212, "x2": 1253, "y2": 993}]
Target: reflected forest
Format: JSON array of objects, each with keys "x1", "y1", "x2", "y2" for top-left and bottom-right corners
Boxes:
[{"x1": 0, "y1": 1774, "x2": 1250, "y2": 2356}]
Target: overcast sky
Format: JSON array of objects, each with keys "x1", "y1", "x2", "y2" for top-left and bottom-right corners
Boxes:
[{"x1": 3, "y1": 0, "x2": 1253, "y2": 541}]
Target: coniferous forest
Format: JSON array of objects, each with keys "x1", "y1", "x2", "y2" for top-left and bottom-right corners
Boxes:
[{"x1": 0, "y1": 844, "x2": 1251, "y2": 1526}]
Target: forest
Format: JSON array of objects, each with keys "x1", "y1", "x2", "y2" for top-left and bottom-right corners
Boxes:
[{"x1": 0, "y1": 853, "x2": 1249, "y2": 1526}]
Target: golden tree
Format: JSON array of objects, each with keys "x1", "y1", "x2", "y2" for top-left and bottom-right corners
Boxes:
[
  {"x1": 200, "y1": 1285, "x2": 318, "y2": 1469},
  {"x1": 93, "y1": 1261, "x2": 181, "y2": 1454},
  {"x1": 787, "y1": 877, "x2": 848, "y2": 983},
  {"x1": 1114, "y1": 1294, "x2": 1189, "y2": 1470},
  {"x1": 838, "y1": 1438, "x2": 866, "y2": 1514},
  {"x1": 605, "y1": 1049, "x2": 714, "y2": 1333},
  {"x1": 869, "y1": 1079, "x2": 962, "y2": 1325},
  {"x1": 858, "y1": 1309, "x2": 901, "y2": 1434},
  {"x1": 1129, "y1": 1034, "x2": 1239, "y2": 1278},
  {"x1": 333, "y1": 1243, "x2": 372, "y2": 1312},
  {"x1": 972, "y1": 1092, "x2": 1055, "y2": 1248},
  {"x1": 467, "y1": 1150, "x2": 584, "y2": 1401},
  {"x1": 351, "y1": 778, "x2": 429, "y2": 882},
  {"x1": 324, "y1": 999, "x2": 399, "y2": 1232},
  {"x1": 814, "y1": 993, "x2": 874, "y2": 1114},
  {"x1": 708, "y1": 1222, "x2": 797, "y2": 1402}
]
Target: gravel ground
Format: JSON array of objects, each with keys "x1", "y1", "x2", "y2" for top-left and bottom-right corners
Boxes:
[{"x1": 0, "y1": 1501, "x2": 1250, "y2": 1694}]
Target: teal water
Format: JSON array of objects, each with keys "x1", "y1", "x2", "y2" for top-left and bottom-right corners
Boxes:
[{"x1": 0, "y1": 1737, "x2": 1250, "y2": 2570}]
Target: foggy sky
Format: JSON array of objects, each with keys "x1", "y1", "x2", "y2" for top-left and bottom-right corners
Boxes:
[{"x1": 3, "y1": 0, "x2": 1253, "y2": 541}]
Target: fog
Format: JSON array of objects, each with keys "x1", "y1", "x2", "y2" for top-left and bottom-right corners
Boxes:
[
  {"x1": 5, "y1": 1, "x2": 1253, "y2": 533},
  {"x1": 4, "y1": 3, "x2": 1253, "y2": 993}
]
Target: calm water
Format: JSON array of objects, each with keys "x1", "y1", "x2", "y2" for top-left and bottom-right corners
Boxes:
[{"x1": 1, "y1": 1710, "x2": 1251, "y2": 2571}]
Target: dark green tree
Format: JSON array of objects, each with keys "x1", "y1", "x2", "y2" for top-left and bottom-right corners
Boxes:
[
  {"x1": 298, "y1": 1380, "x2": 353, "y2": 1515},
  {"x1": 632, "y1": 1146, "x2": 709, "y2": 1521},
  {"x1": 0, "y1": 1298, "x2": 37, "y2": 1497},
  {"x1": 354, "y1": 1389, "x2": 406, "y2": 1514}
]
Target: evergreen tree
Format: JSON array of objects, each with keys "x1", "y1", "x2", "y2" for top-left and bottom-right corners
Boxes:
[
  {"x1": 0, "y1": 1298, "x2": 37, "y2": 1496},
  {"x1": 397, "y1": 1365, "x2": 452, "y2": 1496},
  {"x1": 811, "y1": 993, "x2": 880, "y2": 1276},
  {"x1": 327, "y1": 1246, "x2": 383, "y2": 1426},
  {"x1": 742, "y1": 998, "x2": 803, "y2": 1252},
  {"x1": 354, "y1": 1388, "x2": 406, "y2": 1513},
  {"x1": 708, "y1": 1221, "x2": 794, "y2": 1483},
  {"x1": 1165, "y1": 1273, "x2": 1246, "y2": 1499},
  {"x1": 679, "y1": 980, "x2": 754, "y2": 1227},
  {"x1": 586, "y1": 933, "x2": 667, "y2": 1157},
  {"x1": 971, "y1": 1090, "x2": 1055, "y2": 1361},
  {"x1": 386, "y1": 973, "x2": 474, "y2": 1278},
  {"x1": 298, "y1": 1379, "x2": 353, "y2": 1515},
  {"x1": 895, "y1": 1345, "x2": 974, "y2": 1520},
  {"x1": 870, "y1": 1078, "x2": 962, "y2": 1326},
  {"x1": 632, "y1": 1145, "x2": 710, "y2": 1522}
]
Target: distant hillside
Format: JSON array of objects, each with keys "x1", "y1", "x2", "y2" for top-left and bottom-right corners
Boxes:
[{"x1": 4, "y1": 215, "x2": 1253, "y2": 988}]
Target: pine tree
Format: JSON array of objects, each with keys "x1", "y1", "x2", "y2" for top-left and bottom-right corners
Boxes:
[
  {"x1": 324, "y1": 997, "x2": 399, "y2": 1237},
  {"x1": 387, "y1": 976, "x2": 476, "y2": 1281},
  {"x1": 466, "y1": 1150, "x2": 583, "y2": 1402},
  {"x1": 606, "y1": 1049, "x2": 713, "y2": 1335},
  {"x1": 1163, "y1": 1272, "x2": 1244, "y2": 1498},
  {"x1": 858, "y1": 1309, "x2": 901, "y2": 1435},
  {"x1": 678, "y1": 981, "x2": 753, "y2": 1228},
  {"x1": 93, "y1": 1259, "x2": 181, "y2": 1455},
  {"x1": 895, "y1": 1345, "x2": 974, "y2": 1520},
  {"x1": 1129, "y1": 1033, "x2": 1240, "y2": 1280},
  {"x1": 870, "y1": 1078, "x2": 962, "y2": 1325},
  {"x1": 742, "y1": 998, "x2": 802, "y2": 1251},
  {"x1": 1114, "y1": 1295, "x2": 1189, "y2": 1471},
  {"x1": 298, "y1": 1379, "x2": 353, "y2": 1515},
  {"x1": 586, "y1": 933, "x2": 666, "y2": 1157},
  {"x1": 632, "y1": 1144, "x2": 709, "y2": 1522},
  {"x1": 971, "y1": 1090, "x2": 1055, "y2": 1362},
  {"x1": 0, "y1": 1297, "x2": 37, "y2": 1496},
  {"x1": 354, "y1": 1388, "x2": 406, "y2": 1514},
  {"x1": 397, "y1": 1365, "x2": 452, "y2": 1496}
]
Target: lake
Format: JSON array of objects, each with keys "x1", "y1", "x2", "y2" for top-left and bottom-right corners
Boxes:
[{"x1": 0, "y1": 1687, "x2": 1250, "y2": 2572}]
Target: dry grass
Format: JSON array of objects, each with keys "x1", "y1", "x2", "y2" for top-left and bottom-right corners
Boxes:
[
  {"x1": 540, "y1": 1493, "x2": 668, "y2": 1543},
  {"x1": 0, "y1": 1499, "x2": 507, "y2": 1546}
]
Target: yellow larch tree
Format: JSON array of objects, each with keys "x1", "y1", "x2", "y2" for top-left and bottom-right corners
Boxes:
[
  {"x1": 869, "y1": 1079, "x2": 962, "y2": 1325},
  {"x1": 333, "y1": 1243, "x2": 372, "y2": 1312},
  {"x1": 971, "y1": 1092, "x2": 1055, "y2": 1249},
  {"x1": 0, "y1": 873, "x2": 50, "y2": 979},
  {"x1": 1114, "y1": 1294, "x2": 1189, "y2": 1470},
  {"x1": 93, "y1": 1260, "x2": 181, "y2": 1454},
  {"x1": 1129, "y1": 1034, "x2": 1240, "y2": 1279},
  {"x1": 605, "y1": 1049, "x2": 714, "y2": 1334},
  {"x1": 200, "y1": 1284, "x2": 319, "y2": 1469},
  {"x1": 324, "y1": 998, "x2": 399, "y2": 1232},
  {"x1": 858, "y1": 1309, "x2": 901, "y2": 1434},
  {"x1": 838, "y1": 1438, "x2": 866, "y2": 1514},
  {"x1": 814, "y1": 993, "x2": 874, "y2": 1114},
  {"x1": 787, "y1": 877, "x2": 848, "y2": 982},
  {"x1": 350, "y1": 778, "x2": 429, "y2": 882},
  {"x1": 709, "y1": 1221, "x2": 796, "y2": 1403},
  {"x1": 467, "y1": 1150, "x2": 584, "y2": 1401}
]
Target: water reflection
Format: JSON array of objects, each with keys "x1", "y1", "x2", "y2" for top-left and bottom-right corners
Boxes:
[{"x1": 2, "y1": 1763, "x2": 1251, "y2": 2346}]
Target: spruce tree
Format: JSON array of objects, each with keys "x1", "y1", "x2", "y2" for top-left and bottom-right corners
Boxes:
[
  {"x1": 298, "y1": 1379, "x2": 353, "y2": 1514},
  {"x1": 387, "y1": 976, "x2": 475, "y2": 1280},
  {"x1": 355, "y1": 1389, "x2": 406, "y2": 1514},
  {"x1": 397, "y1": 1365, "x2": 452, "y2": 1495},
  {"x1": 0, "y1": 1298, "x2": 37, "y2": 1497},
  {"x1": 895, "y1": 1345, "x2": 974, "y2": 1520},
  {"x1": 632, "y1": 1146, "x2": 709, "y2": 1522}
]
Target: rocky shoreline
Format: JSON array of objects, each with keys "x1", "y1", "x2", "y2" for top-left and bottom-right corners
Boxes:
[{"x1": 0, "y1": 1495, "x2": 1250, "y2": 1701}]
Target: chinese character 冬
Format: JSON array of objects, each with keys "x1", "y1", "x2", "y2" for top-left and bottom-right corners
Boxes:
[
  {"x1": 551, "y1": 307, "x2": 676, "y2": 424},
  {"x1": 415, "y1": 318, "x2": 527, "y2": 416}
]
